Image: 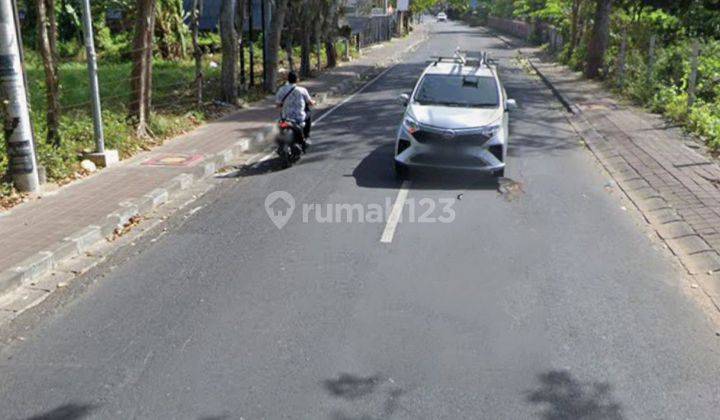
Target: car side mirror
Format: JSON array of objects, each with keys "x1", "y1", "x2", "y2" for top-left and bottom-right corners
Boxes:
[
  {"x1": 398, "y1": 93, "x2": 410, "y2": 106},
  {"x1": 506, "y1": 99, "x2": 518, "y2": 111}
]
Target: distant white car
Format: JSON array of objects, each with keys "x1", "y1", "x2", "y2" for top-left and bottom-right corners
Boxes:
[{"x1": 437, "y1": 12, "x2": 447, "y2": 22}]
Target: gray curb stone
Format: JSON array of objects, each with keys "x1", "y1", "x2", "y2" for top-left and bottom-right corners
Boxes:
[
  {"x1": 47, "y1": 240, "x2": 80, "y2": 265},
  {"x1": 66, "y1": 226, "x2": 104, "y2": 253},
  {"x1": 645, "y1": 208, "x2": 682, "y2": 225},
  {"x1": 655, "y1": 221, "x2": 696, "y2": 240},
  {"x1": 16, "y1": 252, "x2": 54, "y2": 284},
  {"x1": 0, "y1": 269, "x2": 23, "y2": 295},
  {"x1": 666, "y1": 236, "x2": 711, "y2": 256},
  {"x1": 683, "y1": 251, "x2": 720, "y2": 275}
]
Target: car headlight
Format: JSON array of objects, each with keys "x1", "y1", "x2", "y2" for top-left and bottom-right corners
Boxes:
[
  {"x1": 480, "y1": 123, "x2": 501, "y2": 138},
  {"x1": 403, "y1": 116, "x2": 420, "y2": 134}
]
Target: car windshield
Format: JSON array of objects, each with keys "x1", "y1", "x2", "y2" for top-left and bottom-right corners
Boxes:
[{"x1": 413, "y1": 74, "x2": 499, "y2": 108}]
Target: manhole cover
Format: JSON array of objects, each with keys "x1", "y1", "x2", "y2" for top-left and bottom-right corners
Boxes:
[{"x1": 142, "y1": 154, "x2": 204, "y2": 167}]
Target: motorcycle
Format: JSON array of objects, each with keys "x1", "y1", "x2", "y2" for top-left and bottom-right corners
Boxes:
[{"x1": 275, "y1": 119, "x2": 307, "y2": 168}]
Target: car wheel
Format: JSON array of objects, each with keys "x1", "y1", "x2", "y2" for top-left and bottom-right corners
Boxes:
[{"x1": 394, "y1": 162, "x2": 409, "y2": 180}]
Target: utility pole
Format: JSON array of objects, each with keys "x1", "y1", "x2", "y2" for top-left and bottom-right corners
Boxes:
[
  {"x1": 81, "y1": 0, "x2": 117, "y2": 167},
  {"x1": 0, "y1": 0, "x2": 39, "y2": 191}
]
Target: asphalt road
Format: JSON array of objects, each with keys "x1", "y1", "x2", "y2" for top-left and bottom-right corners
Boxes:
[{"x1": 2, "y1": 21, "x2": 720, "y2": 419}]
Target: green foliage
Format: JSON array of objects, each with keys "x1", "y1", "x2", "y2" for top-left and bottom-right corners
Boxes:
[
  {"x1": 487, "y1": 0, "x2": 720, "y2": 148},
  {"x1": 0, "y1": 54, "x2": 222, "y2": 183},
  {"x1": 488, "y1": 0, "x2": 515, "y2": 18}
]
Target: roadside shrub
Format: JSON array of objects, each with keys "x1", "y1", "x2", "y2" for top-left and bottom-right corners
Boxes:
[{"x1": 689, "y1": 102, "x2": 720, "y2": 148}]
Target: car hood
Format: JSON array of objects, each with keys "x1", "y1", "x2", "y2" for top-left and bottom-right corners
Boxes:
[{"x1": 409, "y1": 104, "x2": 503, "y2": 129}]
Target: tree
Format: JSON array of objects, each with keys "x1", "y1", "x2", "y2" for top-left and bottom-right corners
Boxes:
[
  {"x1": 568, "y1": 0, "x2": 583, "y2": 58},
  {"x1": 585, "y1": 0, "x2": 612, "y2": 78},
  {"x1": 190, "y1": 0, "x2": 203, "y2": 105},
  {"x1": 264, "y1": 0, "x2": 290, "y2": 92},
  {"x1": 129, "y1": 0, "x2": 157, "y2": 137},
  {"x1": 299, "y1": 0, "x2": 314, "y2": 78},
  {"x1": 322, "y1": 0, "x2": 341, "y2": 69},
  {"x1": 155, "y1": 0, "x2": 190, "y2": 59},
  {"x1": 37, "y1": 0, "x2": 60, "y2": 146},
  {"x1": 219, "y1": 0, "x2": 238, "y2": 103}
]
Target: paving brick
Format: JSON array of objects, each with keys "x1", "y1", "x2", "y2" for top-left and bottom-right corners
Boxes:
[
  {"x1": 655, "y1": 222, "x2": 696, "y2": 240},
  {"x1": 695, "y1": 273, "x2": 720, "y2": 306},
  {"x1": 623, "y1": 178, "x2": 650, "y2": 190},
  {"x1": 682, "y1": 251, "x2": 720, "y2": 275},
  {"x1": 636, "y1": 197, "x2": 670, "y2": 212},
  {"x1": 666, "y1": 235, "x2": 711, "y2": 256},
  {"x1": 628, "y1": 186, "x2": 660, "y2": 200},
  {"x1": 645, "y1": 208, "x2": 682, "y2": 225}
]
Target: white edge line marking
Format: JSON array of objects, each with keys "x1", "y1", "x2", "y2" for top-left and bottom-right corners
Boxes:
[
  {"x1": 249, "y1": 150, "x2": 277, "y2": 169},
  {"x1": 314, "y1": 65, "x2": 397, "y2": 125},
  {"x1": 380, "y1": 181, "x2": 410, "y2": 243}
]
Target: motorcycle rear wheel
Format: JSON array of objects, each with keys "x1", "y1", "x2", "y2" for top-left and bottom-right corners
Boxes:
[{"x1": 277, "y1": 145, "x2": 292, "y2": 168}]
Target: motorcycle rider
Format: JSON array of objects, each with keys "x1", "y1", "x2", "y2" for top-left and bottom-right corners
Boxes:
[{"x1": 276, "y1": 71, "x2": 316, "y2": 147}]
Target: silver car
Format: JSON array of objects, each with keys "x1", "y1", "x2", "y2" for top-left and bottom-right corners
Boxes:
[{"x1": 394, "y1": 54, "x2": 517, "y2": 179}]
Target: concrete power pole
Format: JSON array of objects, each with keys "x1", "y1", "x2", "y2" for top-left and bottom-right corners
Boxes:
[
  {"x1": 81, "y1": 0, "x2": 118, "y2": 167},
  {"x1": 0, "y1": 0, "x2": 39, "y2": 192}
]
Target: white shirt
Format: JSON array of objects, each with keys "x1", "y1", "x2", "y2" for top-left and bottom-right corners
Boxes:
[{"x1": 276, "y1": 83, "x2": 312, "y2": 123}]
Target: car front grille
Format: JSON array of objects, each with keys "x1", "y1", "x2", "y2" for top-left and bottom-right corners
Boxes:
[{"x1": 412, "y1": 127, "x2": 493, "y2": 146}]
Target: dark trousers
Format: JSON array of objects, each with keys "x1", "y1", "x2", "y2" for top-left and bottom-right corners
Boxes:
[{"x1": 304, "y1": 111, "x2": 312, "y2": 139}]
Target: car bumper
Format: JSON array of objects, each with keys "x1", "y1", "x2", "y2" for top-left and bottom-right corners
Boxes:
[{"x1": 394, "y1": 125, "x2": 506, "y2": 172}]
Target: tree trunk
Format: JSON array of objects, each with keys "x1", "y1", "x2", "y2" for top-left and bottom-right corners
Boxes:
[
  {"x1": 37, "y1": 0, "x2": 60, "y2": 146},
  {"x1": 263, "y1": 0, "x2": 289, "y2": 92},
  {"x1": 285, "y1": 36, "x2": 295, "y2": 73},
  {"x1": 325, "y1": 40, "x2": 336, "y2": 68},
  {"x1": 130, "y1": 0, "x2": 157, "y2": 137},
  {"x1": 191, "y1": 0, "x2": 203, "y2": 105},
  {"x1": 568, "y1": 0, "x2": 581, "y2": 58},
  {"x1": 220, "y1": 0, "x2": 238, "y2": 103},
  {"x1": 300, "y1": 27, "x2": 311, "y2": 77},
  {"x1": 314, "y1": 18, "x2": 321, "y2": 73},
  {"x1": 237, "y1": 0, "x2": 246, "y2": 87},
  {"x1": 585, "y1": 0, "x2": 612, "y2": 79}
]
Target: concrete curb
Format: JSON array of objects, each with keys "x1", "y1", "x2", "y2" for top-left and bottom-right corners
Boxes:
[
  {"x1": 0, "y1": 26, "x2": 430, "y2": 298},
  {"x1": 525, "y1": 59, "x2": 579, "y2": 115}
]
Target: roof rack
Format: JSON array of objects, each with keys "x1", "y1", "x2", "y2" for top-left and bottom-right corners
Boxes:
[{"x1": 429, "y1": 48, "x2": 495, "y2": 69}]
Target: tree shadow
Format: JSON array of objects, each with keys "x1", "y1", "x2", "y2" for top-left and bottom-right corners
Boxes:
[
  {"x1": 322, "y1": 373, "x2": 406, "y2": 420},
  {"x1": 25, "y1": 403, "x2": 96, "y2": 420},
  {"x1": 323, "y1": 373, "x2": 382, "y2": 400},
  {"x1": 526, "y1": 371, "x2": 623, "y2": 420}
]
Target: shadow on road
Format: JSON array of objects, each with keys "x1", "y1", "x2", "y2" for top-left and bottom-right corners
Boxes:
[
  {"x1": 352, "y1": 143, "x2": 501, "y2": 191},
  {"x1": 526, "y1": 370, "x2": 623, "y2": 420},
  {"x1": 323, "y1": 373, "x2": 382, "y2": 399},
  {"x1": 25, "y1": 403, "x2": 96, "y2": 420},
  {"x1": 322, "y1": 373, "x2": 406, "y2": 420}
]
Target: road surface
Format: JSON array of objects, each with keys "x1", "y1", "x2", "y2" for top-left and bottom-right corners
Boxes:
[{"x1": 1, "y1": 21, "x2": 719, "y2": 419}]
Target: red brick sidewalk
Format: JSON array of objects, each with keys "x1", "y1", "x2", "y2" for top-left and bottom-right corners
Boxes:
[{"x1": 0, "y1": 26, "x2": 428, "y2": 294}]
